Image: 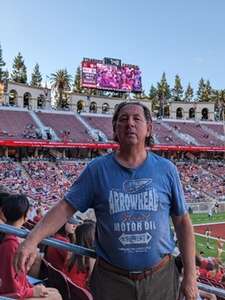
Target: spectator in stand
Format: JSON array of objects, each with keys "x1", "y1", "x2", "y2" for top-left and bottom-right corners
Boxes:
[
  {"x1": 0, "y1": 194, "x2": 62, "y2": 299},
  {"x1": 206, "y1": 263, "x2": 223, "y2": 282},
  {"x1": 27, "y1": 204, "x2": 37, "y2": 222},
  {"x1": 33, "y1": 208, "x2": 44, "y2": 223},
  {"x1": 64, "y1": 221, "x2": 96, "y2": 289},
  {"x1": 45, "y1": 217, "x2": 77, "y2": 272}
]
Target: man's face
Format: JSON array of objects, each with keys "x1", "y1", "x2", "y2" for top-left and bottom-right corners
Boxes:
[{"x1": 114, "y1": 104, "x2": 151, "y2": 146}]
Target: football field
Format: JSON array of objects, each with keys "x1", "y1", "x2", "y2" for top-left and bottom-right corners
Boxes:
[{"x1": 191, "y1": 212, "x2": 225, "y2": 261}]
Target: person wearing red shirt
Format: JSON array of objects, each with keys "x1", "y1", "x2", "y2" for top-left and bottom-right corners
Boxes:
[
  {"x1": 0, "y1": 194, "x2": 62, "y2": 299},
  {"x1": 33, "y1": 208, "x2": 44, "y2": 223},
  {"x1": 64, "y1": 221, "x2": 95, "y2": 289},
  {"x1": 45, "y1": 217, "x2": 77, "y2": 271}
]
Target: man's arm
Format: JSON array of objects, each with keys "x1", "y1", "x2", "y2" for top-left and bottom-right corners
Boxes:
[
  {"x1": 14, "y1": 199, "x2": 76, "y2": 273},
  {"x1": 172, "y1": 213, "x2": 198, "y2": 300}
]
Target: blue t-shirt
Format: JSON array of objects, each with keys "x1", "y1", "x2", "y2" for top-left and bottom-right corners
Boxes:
[{"x1": 65, "y1": 152, "x2": 187, "y2": 271}]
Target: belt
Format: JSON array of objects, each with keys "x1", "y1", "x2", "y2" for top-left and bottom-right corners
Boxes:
[{"x1": 97, "y1": 255, "x2": 171, "y2": 281}]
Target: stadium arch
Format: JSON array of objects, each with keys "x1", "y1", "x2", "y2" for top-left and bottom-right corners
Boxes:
[
  {"x1": 102, "y1": 102, "x2": 110, "y2": 113},
  {"x1": 89, "y1": 101, "x2": 97, "y2": 113},
  {"x1": 189, "y1": 107, "x2": 195, "y2": 119},
  {"x1": 176, "y1": 107, "x2": 183, "y2": 119},
  {"x1": 77, "y1": 100, "x2": 85, "y2": 113},
  {"x1": 9, "y1": 89, "x2": 18, "y2": 106},
  {"x1": 23, "y1": 92, "x2": 32, "y2": 108},
  {"x1": 202, "y1": 108, "x2": 209, "y2": 120}
]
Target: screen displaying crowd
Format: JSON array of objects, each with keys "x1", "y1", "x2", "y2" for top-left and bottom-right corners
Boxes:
[{"x1": 81, "y1": 60, "x2": 142, "y2": 92}]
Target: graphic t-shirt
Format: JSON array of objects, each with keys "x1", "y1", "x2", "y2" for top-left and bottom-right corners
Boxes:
[{"x1": 65, "y1": 152, "x2": 187, "y2": 271}]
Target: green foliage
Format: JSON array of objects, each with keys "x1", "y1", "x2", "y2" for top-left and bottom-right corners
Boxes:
[
  {"x1": 196, "y1": 78, "x2": 213, "y2": 102},
  {"x1": 191, "y1": 212, "x2": 225, "y2": 225},
  {"x1": 195, "y1": 235, "x2": 225, "y2": 261},
  {"x1": 157, "y1": 72, "x2": 171, "y2": 101},
  {"x1": 184, "y1": 83, "x2": 194, "y2": 102},
  {"x1": 171, "y1": 74, "x2": 183, "y2": 101},
  {"x1": 73, "y1": 67, "x2": 82, "y2": 93},
  {"x1": 196, "y1": 78, "x2": 205, "y2": 101},
  {"x1": 149, "y1": 84, "x2": 159, "y2": 111},
  {"x1": 31, "y1": 63, "x2": 42, "y2": 87},
  {"x1": 202, "y1": 80, "x2": 213, "y2": 102},
  {"x1": 11, "y1": 52, "x2": 27, "y2": 83},
  {"x1": 50, "y1": 69, "x2": 72, "y2": 108},
  {"x1": 0, "y1": 43, "x2": 6, "y2": 81},
  {"x1": 190, "y1": 213, "x2": 225, "y2": 261}
]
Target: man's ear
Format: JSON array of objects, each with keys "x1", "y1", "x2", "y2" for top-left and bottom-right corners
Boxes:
[{"x1": 146, "y1": 123, "x2": 152, "y2": 137}]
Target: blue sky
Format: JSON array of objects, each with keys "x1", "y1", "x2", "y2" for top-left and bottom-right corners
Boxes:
[{"x1": 1, "y1": 0, "x2": 225, "y2": 94}]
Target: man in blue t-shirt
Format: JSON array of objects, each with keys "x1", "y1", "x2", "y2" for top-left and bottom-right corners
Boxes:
[{"x1": 15, "y1": 102, "x2": 198, "y2": 300}]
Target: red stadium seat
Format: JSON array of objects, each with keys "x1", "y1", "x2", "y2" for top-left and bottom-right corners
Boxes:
[{"x1": 40, "y1": 259, "x2": 93, "y2": 300}]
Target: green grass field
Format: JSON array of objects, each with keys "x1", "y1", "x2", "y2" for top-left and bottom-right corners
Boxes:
[
  {"x1": 190, "y1": 212, "x2": 225, "y2": 260},
  {"x1": 191, "y1": 212, "x2": 225, "y2": 225}
]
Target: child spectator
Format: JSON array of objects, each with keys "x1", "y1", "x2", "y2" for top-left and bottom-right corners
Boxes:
[
  {"x1": 45, "y1": 217, "x2": 77, "y2": 272},
  {"x1": 0, "y1": 193, "x2": 62, "y2": 299},
  {"x1": 64, "y1": 221, "x2": 95, "y2": 289}
]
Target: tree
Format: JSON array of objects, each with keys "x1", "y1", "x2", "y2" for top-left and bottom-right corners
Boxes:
[
  {"x1": 148, "y1": 84, "x2": 159, "y2": 111},
  {"x1": 196, "y1": 78, "x2": 205, "y2": 102},
  {"x1": 171, "y1": 74, "x2": 183, "y2": 101},
  {"x1": 184, "y1": 83, "x2": 194, "y2": 102},
  {"x1": 0, "y1": 43, "x2": 6, "y2": 82},
  {"x1": 73, "y1": 67, "x2": 82, "y2": 93},
  {"x1": 157, "y1": 72, "x2": 171, "y2": 101},
  {"x1": 215, "y1": 89, "x2": 225, "y2": 120},
  {"x1": 156, "y1": 73, "x2": 171, "y2": 117},
  {"x1": 149, "y1": 85, "x2": 157, "y2": 99},
  {"x1": 50, "y1": 69, "x2": 72, "y2": 108},
  {"x1": 31, "y1": 63, "x2": 42, "y2": 87},
  {"x1": 11, "y1": 52, "x2": 27, "y2": 83},
  {"x1": 202, "y1": 80, "x2": 212, "y2": 102}
]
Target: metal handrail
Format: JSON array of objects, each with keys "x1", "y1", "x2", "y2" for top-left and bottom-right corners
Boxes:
[
  {"x1": 0, "y1": 224, "x2": 96, "y2": 258},
  {"x1": 1, "y1": 224, "x2": 225, "y2": 298}
]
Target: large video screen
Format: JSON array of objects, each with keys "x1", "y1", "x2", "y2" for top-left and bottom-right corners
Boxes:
[
  {"x1": 81, "y1": 59, "x2": 142, "y2": 92},
  {"x1": 81, "y1": 61, "x2": 97, "y2": 88}
]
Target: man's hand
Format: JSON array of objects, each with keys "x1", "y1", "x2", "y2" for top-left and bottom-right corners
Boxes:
[
  {"x1": 14, "y1": 239, "x2": 38, "y2": 274},
  {"x1": 178, "y1": 276, "x2": 198, "y2": 300}
]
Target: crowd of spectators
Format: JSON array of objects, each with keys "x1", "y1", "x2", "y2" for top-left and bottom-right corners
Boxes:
[
  {"x1": 177, "y1": 162, "x2": 225, "y2": 203},
  {"x1": 22, "y1": 123, "x2": 37, "y2": 139},
  {"x1": 1, "y1": 157, "x2": 225, "y2": 299},
  {"x1": 0, "y1": 159, "x2": 225, "y2": 211},
  {"x1": 196, "y1": 252, "x2": 225, "y2": 290}
]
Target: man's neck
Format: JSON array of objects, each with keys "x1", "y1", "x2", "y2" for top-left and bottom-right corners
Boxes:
[{"x1": 115, "y1": 147, "x2": 148, "y2": 169}]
